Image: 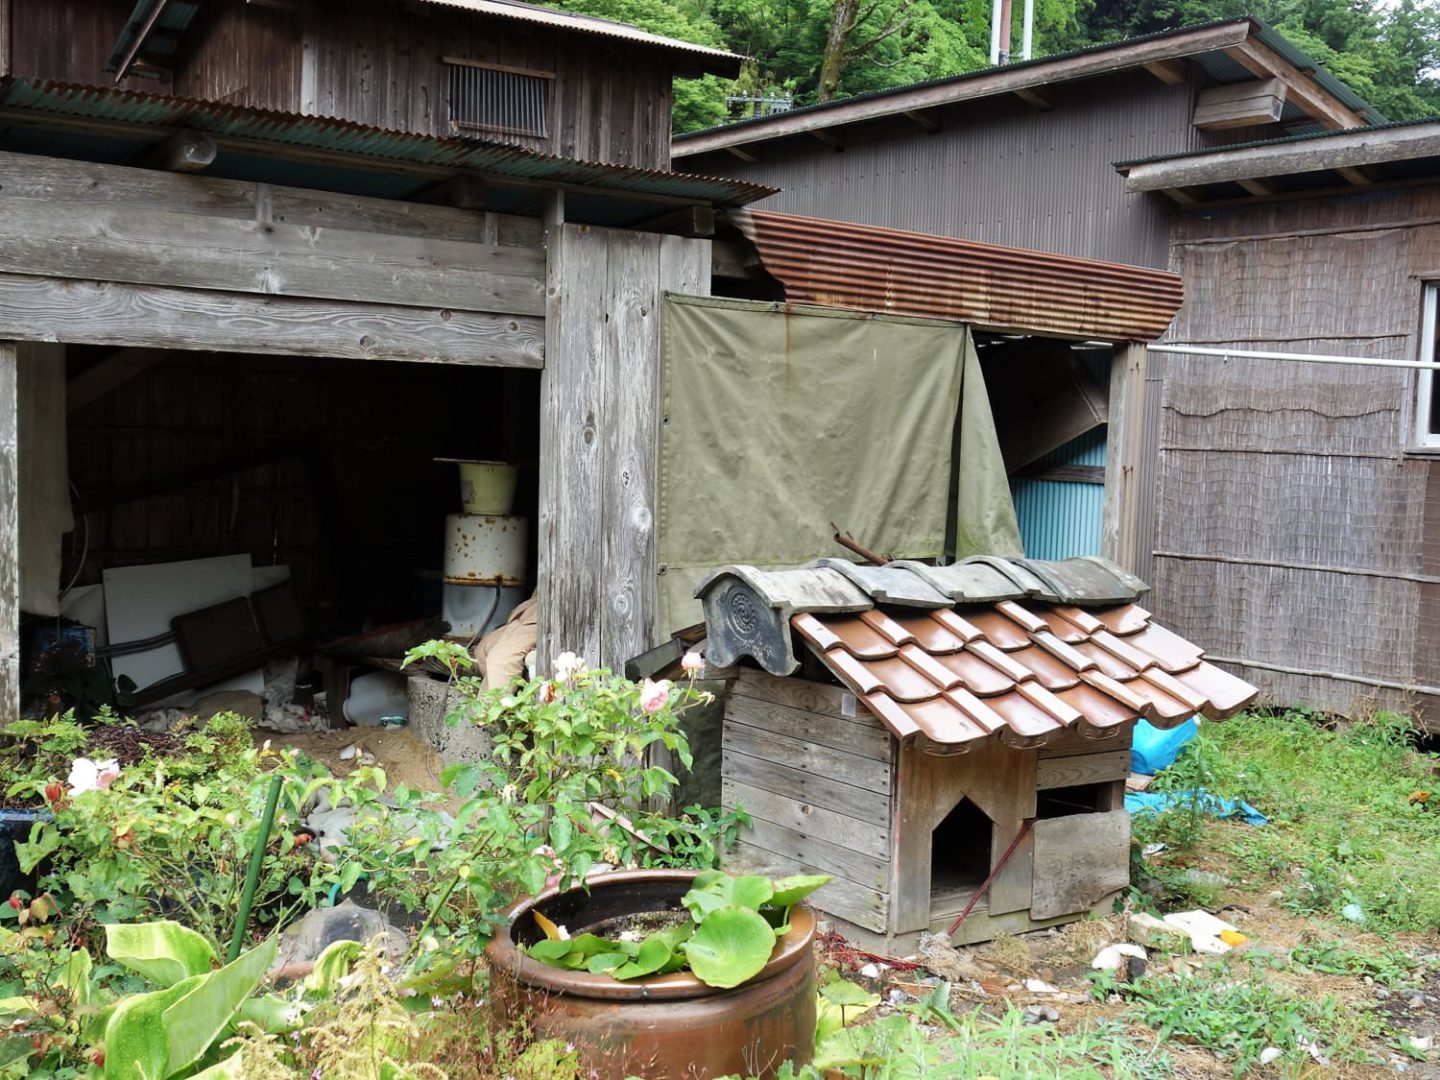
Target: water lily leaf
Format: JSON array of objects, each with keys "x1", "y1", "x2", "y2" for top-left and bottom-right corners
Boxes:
[
  {"x1": 527, "y1": 939, "x2": 577, "y2": 964},
  {"x1": 820, "y1": 977, "x2": 881, "y2": 1008},
  {"x1": 610, "y1": 935, "x2": 675, "y2": 980},
  {"x1": 531, "y1": 910, "x2": 563, "y2": 941},
  {"x1": 682, "y1": 874, "x2": 774, "y2": 919},
  {"x1": 567, "y1": 934, "x2": 632, "y2": 959},
  {"x1": 770, "y1": 874, "x2": 832, "y2": 908},
  {"x1": 105, "y1": 922, "x2": 216, "y2": 986},
  {"x1": 681, "y1": 906, "x2": 776, "y2": 989},
  {"x1": 585, "y1": 952, "x2": 629, "y2": 974}
]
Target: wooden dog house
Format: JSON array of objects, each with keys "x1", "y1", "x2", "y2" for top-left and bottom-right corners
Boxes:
[{"x1": 696, "y1": 555, "x2": 1258, "y2": 947}]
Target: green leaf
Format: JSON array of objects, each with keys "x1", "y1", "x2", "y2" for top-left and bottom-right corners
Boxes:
[
  {"x1": 819, "y1": 977, "x2": 880, "y2": 1008},
  {"x1": 682, "y1": 874, "x2": 774, "y2": 919},
  {"x1": 770, "y1": 874, "x2": 832, "y2": 908},
  {"x1": 185, "y1": 1051, "x2": 245, "y2": 1080},
  {"x1": 159, "y1": 936, "x2": 277, "y2": 1075},
  {"x1": 103, "y1": 974, "x2": 202, "y2": 1080},
  {"x1": 105, "y1": 922, "x2": 216, "y2": 986},
  {"x1": 526, "y1": 939, "x2": 577, "y2": 965},
  {"x1": 0, "y1": 996, "x2": 37, "y2": 1016},
  {"x1": 305, "y1": 940, "x2": 361, "y2": 998},
  {"x1": 610, "y1": 934, "x2": 676, "y2": 980},
  {"x1": 585, "y1": 952, "x2": 629, "y2": 974},
  {"x1": 15, "y1": 825, "x2": 61, "y2": 875},
  {"x1": 681, "y1": 906, "x2": 777, "y2": 989},
  {"x1": 236, "y1": 995, "x2": 305, "y2": 1034},
  {"x1": 58, "y1": 946, "x2": 93, "y2": 1007}
]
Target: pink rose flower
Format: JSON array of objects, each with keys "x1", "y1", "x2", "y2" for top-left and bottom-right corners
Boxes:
[
  {"x1": 680, "y1": 651, "x2": 704, "y2": 675},
  {"x1": 639, "y1": 678, "x2": 671, "y2": 714}
]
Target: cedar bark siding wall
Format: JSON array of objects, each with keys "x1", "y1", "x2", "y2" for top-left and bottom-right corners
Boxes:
[{"x1": 1155, "y1": 186, "x2": 1440, "y2": 725}]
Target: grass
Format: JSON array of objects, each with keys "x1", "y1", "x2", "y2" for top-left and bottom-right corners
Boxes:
[{"x1": 1134, "y1": 708, "x2": 1440, "y2": 934}]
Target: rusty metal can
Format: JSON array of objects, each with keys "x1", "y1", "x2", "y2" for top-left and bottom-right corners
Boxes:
[{"x1": 485, "y1": 869, "x2": 817, "y2": 1079}]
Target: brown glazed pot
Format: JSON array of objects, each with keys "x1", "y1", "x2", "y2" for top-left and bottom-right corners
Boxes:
[{"x1": 485, "y1": 868, "x2": 816, "y2": 1079}]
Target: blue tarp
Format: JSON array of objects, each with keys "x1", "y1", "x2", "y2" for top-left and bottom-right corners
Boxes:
[{"x1": 1125, "y1": 790, "x2": 1269, "y2": 826}]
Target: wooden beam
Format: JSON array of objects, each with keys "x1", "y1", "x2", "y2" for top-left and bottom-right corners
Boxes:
[
  {"x1": 137, "y1": 128, "x2": 218, "y2": 172},
  {"x1": 1236, "y1": 176, "x2": 1273, "y2": 196},
  {"x1": 1101, "y1": 342, "x2": 1149, "y2": 574},
  {"x1": 1122, "y1": 122, "x2": 1440, "y2": 193},
  {"x1": 673, "y1": 21, "x2": 1251, "y2": 158},
  {"x1": 726, "y1": 145, "x2": 759, "y2": 162},
  {"x1": 809, "y1": 129, "x2": 845, "y2": 150},
  {"x1": 67, "y1": 347, "x2": 169, "y2": 413},
  {"x1": 0, "y1": 188, "x2": 547, "y2": 317},
  {"x1": 903, "y1": 109, "x2": 941, "y2": 133},
  {"x1": 1013, "y1": 87, "x2": 1054, "y2": 111},
  {"x1": 0, "y1": 342, "x2": 15, "y2": 726},
  {"x1": 1142, "y1": 59, "x2": 1187, "y2": 86},
  {"x1": 414, "y1": 173, "x2": 487, "y2": 209},
  {"x1": 628, "y1": 205, "x2": 716, "y2": 238},
  {"x1": 1163, "y1": 187, "x2": 1199, "y2": 205},
  {"x1": 1193, "y1": 77, "x2": 1285, "y2": 131},
  {"x1": 0, "y1": 274, "x2": 545, "y2": 367},
  {"x1": 114, "y1": 0, "x2": 174, "y2": 81},
  {"x1": 1017, "y1": 463, "x2": 1105, "y2": 484},
  {"x1": 1224, "y1": 39, "x2": 1365, "y2": 130},
  {"x1": 1337, "y1": 164, "x2": 1374, "y2": 186}
]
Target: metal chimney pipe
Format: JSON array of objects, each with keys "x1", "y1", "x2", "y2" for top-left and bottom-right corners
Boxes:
[
  {"x1": 1021, "y1": 0, "x2": 1034, "y2": 59},
  {"x1": 989, "y1": 0, "x2": 1003, "y2": 65},
  {"x1": 998, "y1": 0, "x2": 1013, "y2": 63}
]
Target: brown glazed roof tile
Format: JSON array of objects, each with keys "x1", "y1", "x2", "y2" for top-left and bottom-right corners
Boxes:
[{"x1": 795, "y1": 596, "x2": 1258, "y2": 754}]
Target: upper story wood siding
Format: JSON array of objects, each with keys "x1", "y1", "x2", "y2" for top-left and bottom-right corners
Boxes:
[{"x1": 4, "y1": 0, "x2": 681, "y2": 169}]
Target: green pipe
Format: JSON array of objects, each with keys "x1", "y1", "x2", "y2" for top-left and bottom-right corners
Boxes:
[{"x1": 228, "y1": 772, "x2": 284, "y2": 963}]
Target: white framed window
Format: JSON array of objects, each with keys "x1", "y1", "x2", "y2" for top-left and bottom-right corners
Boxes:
[
  {"x1": 445, "y1": 59, "x2": 552, "y2": 140},
  {"x1": 1417, "y1": 283, "x2": 1440, "y2": 448}
]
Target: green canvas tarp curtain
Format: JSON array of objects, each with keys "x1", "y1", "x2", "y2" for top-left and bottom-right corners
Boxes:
[{"x1": 658, "y1": 296, "x2": 1022, "y2": 632}]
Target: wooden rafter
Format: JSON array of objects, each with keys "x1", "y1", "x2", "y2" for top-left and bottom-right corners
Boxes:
[{"x1": 1223, "y1": 38, "x2": 1365, "y2": 130}]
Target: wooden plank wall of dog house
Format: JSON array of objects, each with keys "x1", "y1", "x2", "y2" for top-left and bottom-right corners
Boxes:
[
  {"x1": 537, "y1": 223, "x2": 709, "y2": 675},
  {"x1": 718, "y1": 669, "x2": 894, "y2": 933},
  {"x1": 1155, "y1": 184, "x2": 1440, "y2": 724}
]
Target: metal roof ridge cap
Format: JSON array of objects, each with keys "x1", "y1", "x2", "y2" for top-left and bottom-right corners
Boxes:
[{"x1": 671, "y1": 19, "x2": 1255, "y2": 155}]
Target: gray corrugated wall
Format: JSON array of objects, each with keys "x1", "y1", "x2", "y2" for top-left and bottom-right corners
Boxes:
[{"x1": 682, "y1": 69, "x2": 1215, "y2": 268}]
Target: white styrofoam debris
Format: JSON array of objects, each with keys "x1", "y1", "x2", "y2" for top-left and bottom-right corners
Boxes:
[{"x1": 1091, "y1": 943, "x2": 1147, "y2": 971}]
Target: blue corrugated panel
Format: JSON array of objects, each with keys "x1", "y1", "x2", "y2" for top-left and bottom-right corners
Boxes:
[{"x1": 1011, "y1": 421, "x2": 1108, "y2": 562}]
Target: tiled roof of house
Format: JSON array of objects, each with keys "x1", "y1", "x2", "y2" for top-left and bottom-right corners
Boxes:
[{"x1": 697, "y1": 556, "x2": 1258, "y2": 755}]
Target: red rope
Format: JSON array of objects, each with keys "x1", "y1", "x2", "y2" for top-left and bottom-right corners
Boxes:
[{"x1": 946, "y1": 817, "x2": 1036, "y2": 937}]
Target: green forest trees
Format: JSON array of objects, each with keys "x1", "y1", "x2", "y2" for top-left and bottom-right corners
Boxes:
[{"x1": 557, "y1": 0, "x2": 1440, "y2": 132}]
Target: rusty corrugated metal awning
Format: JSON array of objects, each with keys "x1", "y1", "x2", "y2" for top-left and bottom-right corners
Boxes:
[{"x1": 733, "y1": 209, "x2": 1184, "y2": 341}]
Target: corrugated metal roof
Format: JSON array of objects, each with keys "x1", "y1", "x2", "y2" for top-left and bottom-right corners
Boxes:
[
  {"x1": 106, "y1": 0, "x2": 204, "y2": 75},
  {"x1": 1114, "y1": 114, "x2": 1440, "y2": 169},
  {"x1": 417, "y1": 0, "x2": 743, "y2": 75},
  {"x1": 674, "y1": 17, "x2": 1382, "y2": 152},
  {"x1": 0, "y1": 79, "x2": 776, "y2": 207},
  {"x1": 698, "y1": 556, "x2": 1257, "y2": 754},
  {"x1": 734, "y1": 209, "x2": 1184, "y2": 342}
]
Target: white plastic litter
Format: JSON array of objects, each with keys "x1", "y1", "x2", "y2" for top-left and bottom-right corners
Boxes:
[
  {"x1": 1023, "y1": 978, "x2": 1061, "y2": 994},
  {"x1": 1259, "y1": 1047, "x2": 1282, "y2": 1066},
  {"x1": 1091, "y1": 943, "x2": 1147, "y2": 971},
  {"x1": 1161, "y1": 910, "x2": 1238, "y2": 955}
]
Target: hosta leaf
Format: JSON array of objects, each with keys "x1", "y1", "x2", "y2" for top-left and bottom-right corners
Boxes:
[
  {"x1": 770, "y1": 874, "x2": 832, "y2": 908},
  {"x1": 103, "y1": 974, "x2": 202, "y2": 1080},
  {"x1": 160, "y1": 935, "x2": 277, "y2": 1075},
  {"x1": 681, "y1": 906, "x2": 776, "y2": 989},
  {"x1": 186, "y1": 1051, "x2": 245, "y2": 1079},
  {"x1": 105, "y1": 922, "x2": 216, "y2": 986},
  {"x1": 305, "y1": 940, "x2": 361, "y2": 998}
]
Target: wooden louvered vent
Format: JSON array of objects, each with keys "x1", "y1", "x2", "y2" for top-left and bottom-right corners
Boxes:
[{"x1": 445, "y1": 59, "x2": 551, "y2": 140}]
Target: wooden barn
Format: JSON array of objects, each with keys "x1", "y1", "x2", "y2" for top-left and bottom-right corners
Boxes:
[
  {"x1": 0, "y1": 0, "x2": 759, "y2": 723},
  {"x1": 695, "y1": 556, "x2": 1257, "y2": 946}
]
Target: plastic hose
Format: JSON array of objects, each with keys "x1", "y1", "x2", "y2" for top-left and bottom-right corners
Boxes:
[{"x1": 228, "y1": 772, "x2": 284, "y2": 963}]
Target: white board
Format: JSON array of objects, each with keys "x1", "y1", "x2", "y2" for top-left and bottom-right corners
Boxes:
[{"x1": 103, "y1": 555, "x2": 256, "y2": 693}]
